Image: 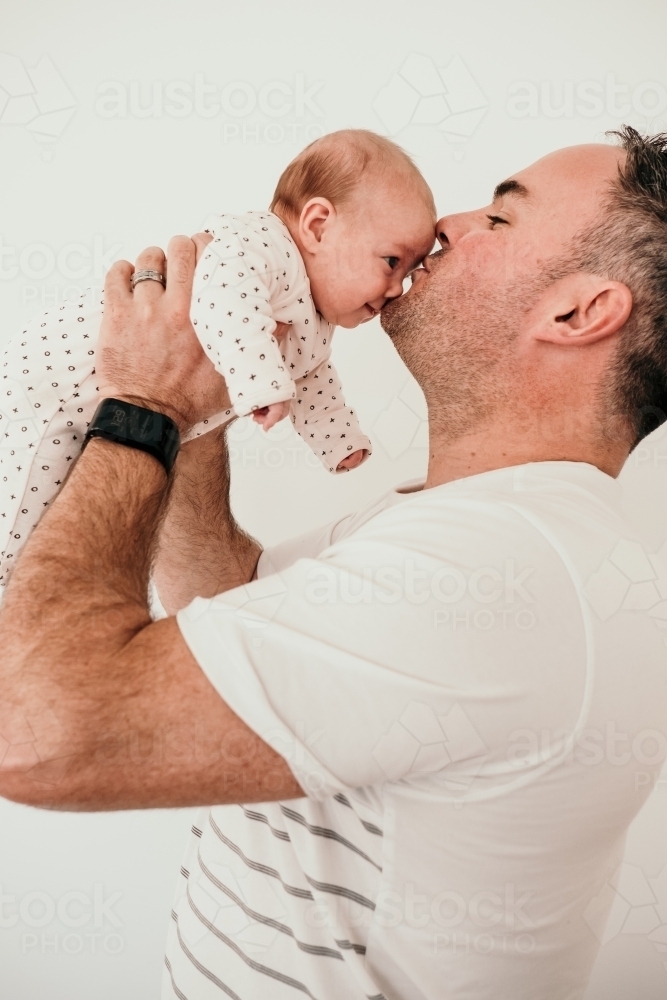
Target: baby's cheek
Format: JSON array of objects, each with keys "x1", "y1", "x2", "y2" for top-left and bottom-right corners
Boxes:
[{"x1": 336, "y1": 263, "x2": 375, "y2": 306}]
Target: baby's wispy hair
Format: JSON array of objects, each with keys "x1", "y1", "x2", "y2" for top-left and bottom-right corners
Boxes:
[{"x1": 270, "y1": 129, "x2": 435, "y2": 220}]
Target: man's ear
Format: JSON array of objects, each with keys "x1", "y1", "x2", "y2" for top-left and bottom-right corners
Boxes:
[
  {"x1": 529, "y1": 273, "x2": 633, "y2": 346},
  {"x1": 298, "y1": 198, "x2": 336, "y2": 254}
]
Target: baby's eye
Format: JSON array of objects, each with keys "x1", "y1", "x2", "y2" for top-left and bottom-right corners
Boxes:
[
  {"x1": 383, "y1": 256, "x2": 400, "y2": 269},
  {"x1": 486, "y1": 215, "x2": 509, "y2": 229}
]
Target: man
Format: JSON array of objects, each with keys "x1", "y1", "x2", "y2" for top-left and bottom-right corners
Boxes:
[{"x1": 1, "y1": 126, "x2": 666, "y2": 999}]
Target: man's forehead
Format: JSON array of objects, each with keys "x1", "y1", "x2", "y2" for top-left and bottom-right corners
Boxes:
[{"x1": 495, "y1": 143, "x2": 625, "y2": 203}]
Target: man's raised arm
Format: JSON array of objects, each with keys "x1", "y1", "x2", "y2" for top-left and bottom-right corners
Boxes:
[
  {"x1": 152, "y1": 423, "x2": 260, "y2": 615},
  {"x1": 0, "y1": 238, "x2": 302, "y2": 811},
  {"x1": 151, "y1": 232, "x2": 272, "y2": 616}
]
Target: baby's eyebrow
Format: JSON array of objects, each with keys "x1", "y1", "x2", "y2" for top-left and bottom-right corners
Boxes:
[{"x1": 493, "y1": 178, "x2": 530, "y2": 201}]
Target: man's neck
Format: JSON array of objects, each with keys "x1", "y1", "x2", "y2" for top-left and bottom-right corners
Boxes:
[{"x1": 423, "y1": 417, "x2": 629, "y2": 490}]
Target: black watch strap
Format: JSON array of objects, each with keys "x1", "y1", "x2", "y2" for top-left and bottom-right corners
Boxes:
[{"x1": 83, "y1": 398, "x2": 181, "y2": 474}]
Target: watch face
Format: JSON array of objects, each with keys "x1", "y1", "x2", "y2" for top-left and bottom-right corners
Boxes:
[{"x1": 86, "y1": 399, "x2": 180, "y2": 473}]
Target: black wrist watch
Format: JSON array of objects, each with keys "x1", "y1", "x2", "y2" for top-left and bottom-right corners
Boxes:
[{"x1": 82, "y1": 398, "x2": 181, "y2": 474}]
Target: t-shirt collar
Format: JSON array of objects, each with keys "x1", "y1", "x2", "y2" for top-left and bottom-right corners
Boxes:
[{"x1": 392, "y1": 460, "x2": 622, "y2": 506}]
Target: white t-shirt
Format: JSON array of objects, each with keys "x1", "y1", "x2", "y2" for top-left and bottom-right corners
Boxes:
[{"x1": 164, "y1": 461, "x2": 667, "y2": 1000}]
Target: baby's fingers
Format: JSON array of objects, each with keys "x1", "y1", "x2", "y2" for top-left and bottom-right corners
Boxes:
[
  {"x1": 336, "y1": 449, "x2": 368, "y2": 472},
  {"x1": 253, "y1": 401, "x2": 291, "y2": 431}
]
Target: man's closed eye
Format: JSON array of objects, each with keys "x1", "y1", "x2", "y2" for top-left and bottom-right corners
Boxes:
[{"x1": 487, "y1": 215, "x2": 509, "y2": 229}]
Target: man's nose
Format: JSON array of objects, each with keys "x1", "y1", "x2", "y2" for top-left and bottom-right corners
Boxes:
[{"x1": 436, "y1": 210, "x2": 488, "y2": 248}]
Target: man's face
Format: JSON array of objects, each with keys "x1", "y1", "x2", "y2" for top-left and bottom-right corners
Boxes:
[{"x1": 381, "y1": 143, "x2": 626, "y2": 438}]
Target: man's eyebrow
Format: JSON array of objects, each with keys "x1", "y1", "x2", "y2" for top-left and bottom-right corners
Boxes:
[{"x1": 493, "y1": 179, "x2": 530, "y2": 201}]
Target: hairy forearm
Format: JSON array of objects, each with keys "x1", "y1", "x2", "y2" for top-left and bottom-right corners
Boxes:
[
  {"x1": 152, "y1": 424, "x2": 261, "y2": 615},
  {"x1": 2, "y1": 438, "x2": 165, "y2": 644},
  {"x1": 0, "y1": 436, "x2": 301, "y2": 811},
  {"x1": 0, "y1": 439, "x2": 169, "y2": 789}
]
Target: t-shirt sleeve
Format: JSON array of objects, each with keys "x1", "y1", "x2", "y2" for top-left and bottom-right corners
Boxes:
[
  {"x1": 177, "y1": 496, "x2": 587, "y2": 800},
  {"x1": 255, "y1": 511, "x2": 359, "y2": 578}
]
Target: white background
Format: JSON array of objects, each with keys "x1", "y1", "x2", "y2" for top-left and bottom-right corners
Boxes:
[{"x1": 2, "y1": 0, "x2": 667, "y2": 996}]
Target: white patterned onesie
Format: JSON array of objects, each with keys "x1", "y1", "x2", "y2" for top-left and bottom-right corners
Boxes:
[{"x1": 0, "y1": 211, "x2": 371, "y2": 590}]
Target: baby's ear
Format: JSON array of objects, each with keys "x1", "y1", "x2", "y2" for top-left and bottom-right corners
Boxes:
[{"x1": 299, "y1": 198, "x2": 335, "y2": 252}]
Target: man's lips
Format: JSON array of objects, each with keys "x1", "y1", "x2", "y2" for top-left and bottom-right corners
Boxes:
[{"x1": 409, "y1": 253, "x2": 437, "y2": 285}]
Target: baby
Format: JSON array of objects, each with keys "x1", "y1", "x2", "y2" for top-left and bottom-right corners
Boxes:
[{"x1": 0, "y1": 129, "x2": 436, "y2": 589}]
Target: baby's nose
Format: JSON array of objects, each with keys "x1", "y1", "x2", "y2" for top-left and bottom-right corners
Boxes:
[{"x1": 385, "y1": 275, "x2": 405, "y2": 300}]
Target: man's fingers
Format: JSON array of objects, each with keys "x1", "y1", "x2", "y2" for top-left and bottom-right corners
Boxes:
[
  {"x1": 104, "y1": 260, "x2": 134, "y2": 304},
  {"x1": 132, "y1": 245, "x2": 167, "y2": 301},
  {"x1": 164, "y1": 236, "x2": 197, "y2": 312},
  {"x1": 192, "y1": 232, "x2": 214, "y2": 265}
]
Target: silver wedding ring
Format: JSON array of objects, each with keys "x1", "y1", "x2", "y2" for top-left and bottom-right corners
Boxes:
[{"x1": 131, "y1": 268, "x2": 166, "y2": 290}]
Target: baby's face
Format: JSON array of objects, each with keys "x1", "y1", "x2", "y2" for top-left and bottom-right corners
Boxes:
[{"x1": 306, "y1": 178, "x2": 436, "y2": 329}]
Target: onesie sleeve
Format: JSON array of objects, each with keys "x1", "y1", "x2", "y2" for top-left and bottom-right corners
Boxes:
[
  {"x1": 191, "y1": 217, "x2": 297, "y2": 417},
  {"x1": 291, "y1": 356, "x2": 372, "y2": 473}
]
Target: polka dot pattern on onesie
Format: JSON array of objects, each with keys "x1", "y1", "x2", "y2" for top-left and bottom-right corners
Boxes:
[
  {"x1": 0, "y1": 290, "x2": 101, "y2": 590},
  {"x1": 189, "y1": 212, "x2": 371, "y2": 471},
  {"x1": 0, "y1": 210, "x2": 371, "y2": 593}
]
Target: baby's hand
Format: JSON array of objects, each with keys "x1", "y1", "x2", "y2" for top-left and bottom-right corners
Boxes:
[
  {"x1": 336, "y1": 449, "x2": 367, "y2": 472},
  {"x1": 253, "y1": 400, "x2": 291, "y2": 430}
]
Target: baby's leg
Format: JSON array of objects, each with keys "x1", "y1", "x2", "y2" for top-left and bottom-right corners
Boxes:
[{"x1": 0, "y1": 291, "x2": 103, "y2": 592}]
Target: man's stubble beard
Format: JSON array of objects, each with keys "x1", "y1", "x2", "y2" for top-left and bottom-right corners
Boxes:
[{"x1": 381, "y1": 256, "x2": 526, "y2": 443}]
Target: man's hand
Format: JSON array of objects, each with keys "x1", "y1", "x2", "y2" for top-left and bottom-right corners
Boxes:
[
  {"x1": 97, "y1": 236, "x2": 230, "y2": 434},
  {"x1": 102, "y1": 232, "x2": 293, "y2": 616}
]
